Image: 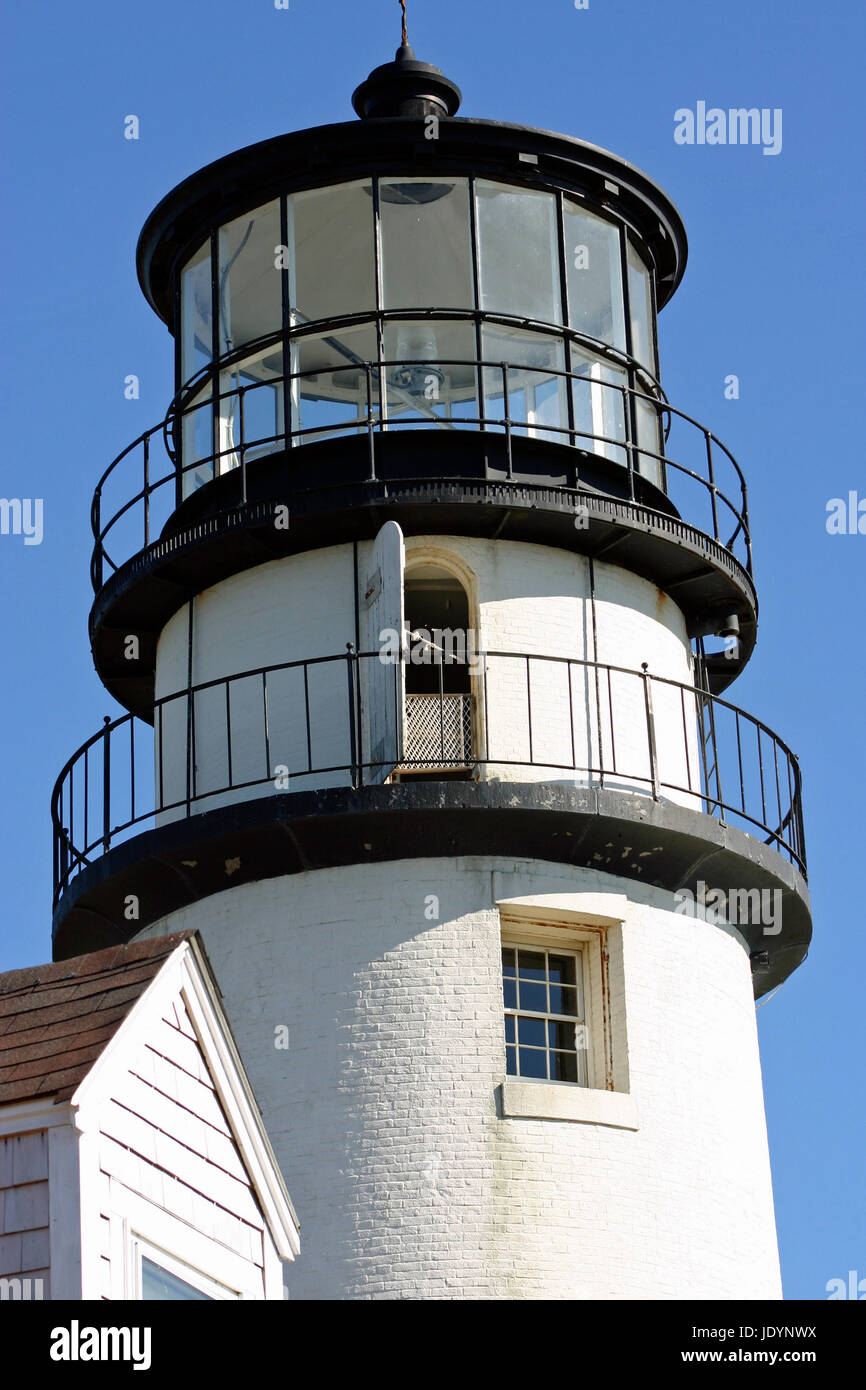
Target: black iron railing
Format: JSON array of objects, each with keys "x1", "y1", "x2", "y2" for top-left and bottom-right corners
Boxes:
[
  {"x1": 90, "y1": 347, "x2": 751, "y2": 591},
  {"x1": 52, "y1": 650, "x2": 805, "y2": 906}
]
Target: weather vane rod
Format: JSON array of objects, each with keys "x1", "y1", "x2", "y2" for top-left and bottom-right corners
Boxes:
[{"x1": 399, "y1": 0, "x2": 409, "y2": 48}]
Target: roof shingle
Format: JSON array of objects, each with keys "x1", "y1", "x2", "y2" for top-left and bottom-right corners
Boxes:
[{"x1": 0, "y1": 934, "x2": 193, "y2": 1105}]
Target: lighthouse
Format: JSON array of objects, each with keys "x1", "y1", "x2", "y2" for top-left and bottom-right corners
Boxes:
[{"x1": 52, "y1": 38, "x2": 811, "y2": 1299}]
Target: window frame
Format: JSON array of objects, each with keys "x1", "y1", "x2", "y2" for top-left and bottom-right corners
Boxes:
[
  {"x1": 502, "y1": 942, "x2": 589, "y2": 1087},
  {"x1": 131, "y1": 1234, "x2": 241, "y2": 1302}
]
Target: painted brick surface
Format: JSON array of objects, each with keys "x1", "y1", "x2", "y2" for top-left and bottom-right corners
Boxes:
[
  {"x1": 154, "y1": 537, "x2": 699, "y2": 816},
  {"x1": 135, "y1": 857, "x2": 782, "y2": 1301}
]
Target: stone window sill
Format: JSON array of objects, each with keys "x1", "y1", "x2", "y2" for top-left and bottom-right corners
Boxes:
[{"x1": 499, "y1": 1078, "x2": 639, "y2": 1129}]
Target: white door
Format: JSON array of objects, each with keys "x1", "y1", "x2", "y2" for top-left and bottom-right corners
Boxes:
[{"x1": 359, "y1": 520, "x2": 406, "y2": 784}]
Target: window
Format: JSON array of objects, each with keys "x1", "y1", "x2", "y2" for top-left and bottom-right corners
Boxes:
[
  {"x1": 133, "y1": 1239, "x2": 239, "y2": 1301},
  {"x1": 502, "y1": 945, "x2": 588, "y2": 1085},
  {"x1": 381, "y1": 177, "x2": 474, "y2": 310},
  {"x1": 497, "y1": 907, "x2": 636, "y2": 1127},
  {"x1": 563, "y1": 200, "x2": 626, "y2": 351},
  {"x1": 476, "y1": 180, "x2": 561, "y2": 323},
  {"x1": 141, "y1": 1257, "x2": 214, "y2": 1302},
  {"x1": 626, "y1": 239, "x2": 656, "y2": 373}
]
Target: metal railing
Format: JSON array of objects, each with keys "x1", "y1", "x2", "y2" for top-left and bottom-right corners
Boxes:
[
  {"x1": 90, "y1": 349, "x2": 752, "y2": 591},
  {"x1": 52, "y1": 649, "x2": 805, "y2": 907}
]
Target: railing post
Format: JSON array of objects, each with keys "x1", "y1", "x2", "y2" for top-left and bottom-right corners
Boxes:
[
  {"x1": 705, "y1": 430, "x2": 721, "y2": 543},
  {"x1": 102, "y1": 716, "x2": 112, "y2": 852},
  {"x1": 501, "y1": 363, "x2": 513, "y2": 480},
  {"x1": 239, "y1": 387, "x2": 247, "y2": 505},
  {"x1": 742, "y1": 476, "x2": 753, "y2": 575},
  {"x1": 143, "y1": 435, "x2": 151, "y2": 547},
  {"x1": 59, "y1": 827, "x2": 69, "y2": 888},
  {"x1": 438, "y1": 653, "x2": 446, "y2": 763},
  {"x1": 346, "y1": 643, "x2": 359, "y2": 789},
  {"x1": 641, "y1": 664, "x2": 661, "y2": 800},
  {"x1": 93, "y1": 488, "x2": 102, "y2": 591},
  {"x1": 365, "y1": 364, "x2": 377, "y2": 482},
  {"x1": 624, "y1": 384, "x2": 636, "y2": 501}
]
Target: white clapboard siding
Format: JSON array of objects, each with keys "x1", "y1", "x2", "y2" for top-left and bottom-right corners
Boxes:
[
  {"x1": 134, "y1": 1048, "x2": 232, "y2": 1135},
  {"x1": 116, "y1": 1075, "x2": 249, "y2": 1184},
  {"x1": 106, "y1": 1181, "x2": 266, "y2": 1297},
  {"x1": 87, "y1": 978, "x2": 273, "y2": 1297},
  {"x1": 98, "y1": 1101, "x2": 260, "y2": 1227},
  {"x1": 169, "y1": 997, "x2": 199, "y2": 1042},
  {"x1": 144, "y1": 1021, "x2": 214, "y2": 1090}
]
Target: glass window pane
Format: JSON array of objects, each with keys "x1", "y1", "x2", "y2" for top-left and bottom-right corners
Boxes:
[
  {"x1": 501, "y1": 947, "x2": 516, "y2": 977},
  {"x1": 504, "y1": 1014, "x2": 515, "y2": 1043},
  {"x1": 216, "y1": 347, "x2": 285, "y2": 473},
  {"x1": 517, "y1": 980, "x2": 547, "y2": 1012},
  {"x1": 482, "y1": 327, "x2": 567, "y2": 445},
  {"x1": 547, "y1": 954, "x2": 576, "y2": 985},
  {"x1": 516, "y1": 950, "x2": 546, "y2": 980},
  {"x1": 517, "y1": 1015, "x2": 546, "y2": 1046},
  {"x1": 181, "y1": 241, "x2": 212, "y2": 384},
  {"x1": 217, "y1": 201, "x2": 282, "y2": 358},
  {"x1": 290, "y1": 182, "x2": 375, "y2": 324},
  {"x1": 181, "y1": 385, "x2": 214, "y2": 498},
  {"x1": 291, "y1": 323, "x2": 378, "y2": 443},
  {"x1": 548, "y1": 984, "x2": 578, "y2": 1016},
  {"x1": 505, "y1": 1044, "x2": 518, "y2": 1075},
  {"x1": 635, "y1": 390, "x2": 663, "y2": 488},
  {"x1": 627, "y1": 241, "x2": 656, "y2": 372},
  {"x1": 383, "y1": 320, "x2": 477, "y2": 428},
  {"x1": 141, "y1": 1258, "x2": 214, "y2": 1301},
  {"x1": 548, "y1": 1020, "x2": 576, "y2": 1051},
  {"x1": 551, "y1": 1051, "x2": 578, "y2": 1083},
  {"x1": 571, "y1": 352, "x2": 627, "y2": 466},
  {"x1": 518, "y1": 1047, "x2": 547, "y2": 1079},
  {"x1": 476, "y1": 180, "x2": 561, "y2": 323},
  {"x1": 564, "y1": 202, "x2": 626, "y2": 350},
  {"x1": 503, "y1": 978, "x2": 517, "y2": 1009},
  {"x1": 381, "y1": 178, "x2": 473, "y2": 310}
]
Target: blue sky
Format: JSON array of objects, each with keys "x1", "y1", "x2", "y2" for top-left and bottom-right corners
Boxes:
[{"x1": 1, "y1": 0, "x2": 863, "y2": 1299}]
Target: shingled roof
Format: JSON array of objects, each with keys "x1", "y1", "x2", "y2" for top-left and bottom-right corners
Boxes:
[{"x1": 0, "y1": 933, "x2": 195, "y2": 1105}]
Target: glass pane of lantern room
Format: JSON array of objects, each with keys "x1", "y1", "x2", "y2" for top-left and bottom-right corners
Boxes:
[
  {"x1": 291, "y1": 323, "x2": 379, "y2": 443},
  {"x1": 181, "y1": 241, "x2": 213, "y2": 385},
  {"x1": 481, "y1": 326, "x2": 567, "y2": 445},
  {"x1": 217, "y1": 200, "x2": 282, "y2": 358},
  {"x1": 289, "y1": 181, "x2": 376, "y2": 325},
  {"x1": 475, "y1": 181, "x2": 561, "y2": 324},
  {"x1": 627, "y1": 241, "x2": 657, "y2": 373},
  {"x1": 570, "y1": 352, "x2": 627, "y2": 467},
  {"x1": 381, "y1": 178, "x2": 474, "y2": 310},
  {"x1": 383, "y1": 320, "x2": 478, "y2": 428},
  {"x1": 635, "y1": 388, "x2": 664, "y2": 489},
  {"x1": 563, "y1": 201, "x2": 627, "y2": 351}
]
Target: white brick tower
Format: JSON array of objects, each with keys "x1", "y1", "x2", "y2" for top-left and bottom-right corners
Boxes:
[{"x1": 52, "y1": 43, "x2": 811, "y2": 1299}]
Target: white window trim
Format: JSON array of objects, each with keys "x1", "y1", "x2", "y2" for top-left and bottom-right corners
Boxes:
[
  {"x1": 132, "y1": 1235, "x2": 240, "y2": 1302},
  {"x1": 502, "y1": 942, "x2": 590, "y2": 1087},
  {"x1": 498, "y1": 900, "x2": 637, "y2": 1129}
]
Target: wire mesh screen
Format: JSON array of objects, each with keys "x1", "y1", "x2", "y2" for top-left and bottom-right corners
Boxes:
[{"x1": 402, "y1": 693, "x2": 473, "y2": 770}]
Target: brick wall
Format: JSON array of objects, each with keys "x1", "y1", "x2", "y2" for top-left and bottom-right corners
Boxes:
[{"x1": 136, "y1": 856, "x2": 782, "y2": 1301}]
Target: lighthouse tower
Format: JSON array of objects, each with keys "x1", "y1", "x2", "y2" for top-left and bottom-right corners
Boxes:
[{"x1": 52, "y1": 41, "x2": 811, "y2": 1300}]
